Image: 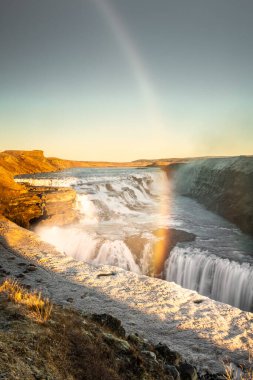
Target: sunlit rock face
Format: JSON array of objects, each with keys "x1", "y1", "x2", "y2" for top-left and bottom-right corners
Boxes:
[
  {"x1": 6, "y1": 186, "x2": 77, "y2": 228},
  {"x1": 173, "y1": 156, "x2": 253, "y2": 236}
]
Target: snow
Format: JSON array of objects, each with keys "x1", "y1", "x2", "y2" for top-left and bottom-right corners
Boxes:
[{"x1": 0, "y1": 215, "x2": 252, "y2": 374}]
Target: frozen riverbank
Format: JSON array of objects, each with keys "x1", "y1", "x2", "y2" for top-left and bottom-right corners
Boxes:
[{"x1": 0, "y1": 215, "x2": 252, "y2": 375}]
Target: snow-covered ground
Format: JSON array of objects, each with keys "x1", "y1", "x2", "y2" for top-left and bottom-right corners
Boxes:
[{"x1": 0, "y1": 215, "x2": 252, "y2": 375}]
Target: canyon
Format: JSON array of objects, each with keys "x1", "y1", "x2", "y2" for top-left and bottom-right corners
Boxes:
[
  {"x1": 0, "y1": 149, "x2": 253, "y2": 378},
  {"x1": 173, "y1": 156, "x2": 253, "y2": 237}
]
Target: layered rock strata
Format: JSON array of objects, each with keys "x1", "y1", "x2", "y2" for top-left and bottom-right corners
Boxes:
[{"x1": 4, "y1": 185, "x2": 77, "y2": 228}]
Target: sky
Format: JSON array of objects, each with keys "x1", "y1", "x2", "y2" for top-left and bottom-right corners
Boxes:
[{"x1": 0, "y1": 0, "x2": 253, "y2": 161}]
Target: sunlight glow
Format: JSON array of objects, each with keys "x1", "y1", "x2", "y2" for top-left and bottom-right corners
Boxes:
[{"x1": 152, "y1": 170, "x2": 171, "y2": 276}]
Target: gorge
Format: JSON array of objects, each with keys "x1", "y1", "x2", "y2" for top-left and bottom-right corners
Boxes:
[
  {"x1": 0, "y1": 150, "x2": 253, "y2": 376},
  {"x1": 14, "y1": 156, "x2": 253, "y2": 312}
]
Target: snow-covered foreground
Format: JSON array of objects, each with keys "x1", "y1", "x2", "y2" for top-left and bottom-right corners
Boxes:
[{"x1": 0, "y1": 216, "x2": 252, "y2": 374}]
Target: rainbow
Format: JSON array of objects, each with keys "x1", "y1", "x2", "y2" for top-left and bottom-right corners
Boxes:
[
  {"x1": 91, "y1": 0, "x2": 171, "y2": 276},
  {"x1": 91, "y1": 0, "x2": 166, "y2": 130}
]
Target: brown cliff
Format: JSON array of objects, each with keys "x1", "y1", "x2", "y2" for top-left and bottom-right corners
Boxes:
[
  {"x1": 0, "y1": 150, "x2": 79, "y2": 227},
  {"x1": 4, "y1": 185, "x2": 77, "y2": 228}
]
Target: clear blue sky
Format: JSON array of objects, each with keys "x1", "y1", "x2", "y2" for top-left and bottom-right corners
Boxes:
[{"x1": 0, "y1": 0, "x2": 252, "y2": 160}]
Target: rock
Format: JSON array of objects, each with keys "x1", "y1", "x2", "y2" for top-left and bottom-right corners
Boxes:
[
  {"x1": 36, "y1": 187, "x2": 78, "y2": 227},
  {"x1": 26, "y1": 264, "x2": 37, "y2": 272},
  {"x1": 125, "y1": 235, "x2": 149, "y2": 260},
  {"x1": 97, "y1": 271, "x2": 117, "y2": 278},
  {"x1": 102, "y1": 333, "x2": 131, "y2": 354},
  {"x1": 125, "y1": 229, "x2": 196, "y2": 277},
  {"x1": 3, "y1": 186, "x2": 78, "y2": 229},
  {"x1": 165, "y1": 365, "x2": 181, "y2": 380},
  {"x1": 141, "y1": 350, "x2": 157, "y2": 360},
  {"x1": 90, "y1": 313, "x2": 125, "y2": 337},
  {"x1": 128, "y1": 333, "x2": 142, "y2": 345},
  {"x1": 193, "y1": 299, "x2": 204, "y2": 304},
  {"x1": 16, "y1": 273, "x2": 25, "y2": 279},
  {"x1": 178, "y1": 363, "x2": 198, "y2": 380},
  {"x1": 152, "y1": 228, "x2": 196, "y2": 276},
  {"x1": 155, "y1": 343, "x2": 182, "y2": 365},
  {"x1": 0, "y1": 150, "x2": 80, "y2": 228},
  {"x1": 128, "y1": 333, "x2": 153, "y2": 352}
]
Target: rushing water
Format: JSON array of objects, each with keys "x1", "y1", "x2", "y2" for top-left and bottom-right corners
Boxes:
[{"x1": 16, "y1": 167, "x2": 253, "y2": 311}]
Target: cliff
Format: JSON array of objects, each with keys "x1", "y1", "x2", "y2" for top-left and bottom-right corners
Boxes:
[
  {"x1": 0, "y1": 150, "x2": 153, "y2": 227},
  {"x1": 4, "y1": 185, "x2": 77, "y2": 228},
  {"x1": 0, "y1": 151, "x2": 80, "y2": 227},
  {"x1": 173, "y1": 156, "x2": 253, "y2": 236}
]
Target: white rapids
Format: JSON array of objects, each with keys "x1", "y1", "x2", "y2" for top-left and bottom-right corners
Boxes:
[{"x1": 15, "y1": 167, "x2": 253, "y2": 311}]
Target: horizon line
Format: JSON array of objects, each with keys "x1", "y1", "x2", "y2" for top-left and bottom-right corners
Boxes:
[{"x1": 1, "y1": 149, "x2": 252, "y2": 164}]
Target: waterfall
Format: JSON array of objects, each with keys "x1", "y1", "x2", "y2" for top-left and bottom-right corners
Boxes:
[
  {"x1": 94, "y1": 240, "x2": 140, "y2": 273},
  {"x1": 15, "y1": 171, "x2": 160, "y2": 222},
  {"x1": 20, "y1": 167, "x2": 253, "y2": 312},
  {"x1": 37, "y1": 226, "x2": 99, "y2": 262},
  {"x1": 166, "y1": 247, "x2": 253, "y2": 311},
  {"x1": 36, "y1": 226, "x2": 141, "y2": 274}
]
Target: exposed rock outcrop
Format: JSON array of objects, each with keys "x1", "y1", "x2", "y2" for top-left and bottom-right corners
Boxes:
[
  {"x1": 0, "y1": 150, "x2": 80, "y2": 227},
  {"x1": 125, "y1": 229, "x2": 196, "y2": 277},
  {"x1": 152, "y1": 228, "x2": 196, "y2": 277},
  {"x1": 173, "y1": 156, "x2": 253, "y2": 236},
  {"x1": 4, "y1": 185, "x2": 77, "y2": 228}
]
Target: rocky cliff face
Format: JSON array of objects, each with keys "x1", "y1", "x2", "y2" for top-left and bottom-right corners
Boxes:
[
  {"x1": 0, "y1": 150, "x2": 79, "y2": 227},
  {"x1": 2, "y1": 185, "x2": 77, "y2": 228},
  {"x1": 173, "y1": 156, "x2": 253, "y2": 236}
]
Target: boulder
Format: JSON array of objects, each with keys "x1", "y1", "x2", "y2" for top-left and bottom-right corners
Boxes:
[
  {"x1": 90, "y1": 313, "x2": 126, "y2": 338},
  {"x1": 155, "y1": 343, "x2": 182, "y2": 366},
  {"x1": 178, "y1": 363, "x2": 198, "y2": 380}
]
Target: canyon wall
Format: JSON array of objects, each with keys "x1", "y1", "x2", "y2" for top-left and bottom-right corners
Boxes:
[
  {"x1": 173, "y1": 156, "x2": 253, "y2": 236},
  {"x1": 0, "y1": 150, "x2": 79, "y2": 227},
  {"x1": 4, "y1": 186, "x2": 77, "y2": 228}
]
